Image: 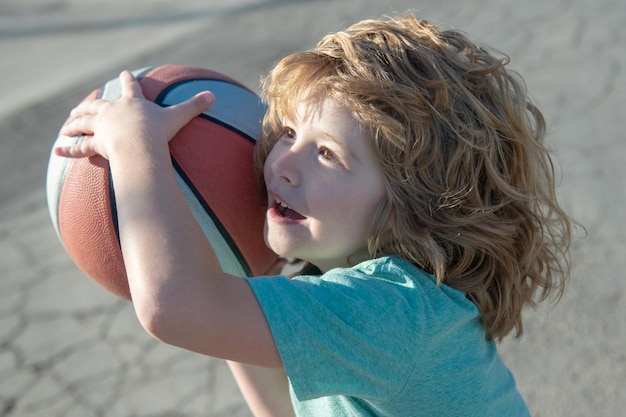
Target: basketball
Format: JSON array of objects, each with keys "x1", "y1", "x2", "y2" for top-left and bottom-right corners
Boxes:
[{"x1": 46, "y1": 65, "x2": 278, "y2": 300}]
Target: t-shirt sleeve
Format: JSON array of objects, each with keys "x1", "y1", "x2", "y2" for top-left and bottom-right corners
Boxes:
[{"x1": 245, "y1": 258, "x2": 427, "y2": 403}]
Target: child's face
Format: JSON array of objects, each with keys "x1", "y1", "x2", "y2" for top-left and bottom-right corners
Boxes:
[{"x1": 263, "y1": 97, "x2": 386, "y2": 272}]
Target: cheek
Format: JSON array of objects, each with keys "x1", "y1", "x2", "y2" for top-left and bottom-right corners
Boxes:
[
  {"x1": 352, "y1": 185, "x2": 386, "y2": 234},
  {"x1": 326, "y1": 186, "x2": 383, "y2": 228},
  {"x1": 262, "y1": 153, "x2": 275, "y2": 183}
]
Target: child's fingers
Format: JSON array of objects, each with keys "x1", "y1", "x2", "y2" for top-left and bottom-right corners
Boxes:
[
  {"x1": 66, "y1": 98, "x2": 107, "y2": 121},
  {"x1": 60, "y1": 114, "x2": 95, "y2": 137},
  {"x1": 119, "y1": 70, "x2": 144, "y2": 98},
  {"x1": 54, "y1": 139, "x2": 98, "y2": 159}
]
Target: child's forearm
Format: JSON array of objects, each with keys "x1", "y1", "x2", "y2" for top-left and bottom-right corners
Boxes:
[
  {"x1": 108, "y1": 141, "x2": 218, "y2": 318},
  {"x1": 227, "y1": 361, "x2": 295, "y2": 417}
]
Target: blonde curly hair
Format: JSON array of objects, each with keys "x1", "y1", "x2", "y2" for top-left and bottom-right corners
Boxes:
[{"x1": 254, "y1": 13, "x2": 572, "y2": 340}]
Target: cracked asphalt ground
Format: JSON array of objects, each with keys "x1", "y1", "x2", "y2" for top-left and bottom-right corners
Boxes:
[{"x1": 1, "y1": 0, "x2": 624, "y2": 415}]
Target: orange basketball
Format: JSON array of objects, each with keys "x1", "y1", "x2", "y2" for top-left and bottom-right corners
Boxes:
[{"x1": 46, "y1": 65, "x2": 277, "y2": 300}]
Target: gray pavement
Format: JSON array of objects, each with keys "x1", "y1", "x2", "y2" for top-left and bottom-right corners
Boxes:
[{"x1": 1, "y1": 0, "x2": 624, "y2": 416}]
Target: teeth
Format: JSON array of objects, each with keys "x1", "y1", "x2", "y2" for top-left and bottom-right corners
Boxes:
[{"x1": 276, "y1": 199, "x2": 290, "y2": 209}]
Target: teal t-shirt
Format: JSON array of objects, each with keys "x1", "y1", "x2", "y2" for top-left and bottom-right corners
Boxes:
[{"x1": 246, "y1": 256, "x2": 530, "y2": 416}]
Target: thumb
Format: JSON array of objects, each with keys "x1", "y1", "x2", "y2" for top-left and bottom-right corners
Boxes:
[{"x1": 169, "y1": 91, "x2": 215, "y2": 126}]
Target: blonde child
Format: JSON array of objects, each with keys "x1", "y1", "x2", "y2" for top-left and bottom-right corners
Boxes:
[{"x1": 58, "y1": 12, "x2": 572, "y2": 417}]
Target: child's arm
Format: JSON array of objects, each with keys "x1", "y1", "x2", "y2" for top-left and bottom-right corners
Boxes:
[
  {"x1": 57, "y1": 71, "x2": 282, "y2": 368},
  {"x1": 228, "y1": 361, "x2": 295, "y2": 417}
]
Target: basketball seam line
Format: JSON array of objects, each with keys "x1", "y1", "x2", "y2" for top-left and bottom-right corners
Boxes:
[{"x1": 171, "y1": 157, "x2": 253, "y2": 277}]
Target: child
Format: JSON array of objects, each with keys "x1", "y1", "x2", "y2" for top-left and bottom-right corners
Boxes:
[{"x1": 57, "y1": 12, "x2": 572, "y2": 417}]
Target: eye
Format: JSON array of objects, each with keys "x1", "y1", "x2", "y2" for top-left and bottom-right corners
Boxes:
[
  {"x1": 319, "y1": 147, "x2": 335, "y2": 160},
  {"x1": 318, "y1": 146, "x2": 344, "y2": 167},
  {"x1": 282, "y1": 127, "x2": 296, "y2": 139},
  {"x1": 275, "y1": 126, "x2": 296, "y2": 148}
]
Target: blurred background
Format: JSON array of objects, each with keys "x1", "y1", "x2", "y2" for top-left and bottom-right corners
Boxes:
[{"x1": 1, "y1": 0, "x2": 624, "y2": 416}]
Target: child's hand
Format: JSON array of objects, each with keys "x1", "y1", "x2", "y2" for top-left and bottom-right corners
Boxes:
[{"x1": 55, "y1": 70, "x2": 215, "y2": 159}]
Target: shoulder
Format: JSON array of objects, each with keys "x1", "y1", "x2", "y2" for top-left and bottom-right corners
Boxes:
[
  {"x1": 249, "y1": 256, "x2": 474, "y2": 307},
  {"x1": 250, "y1": 257, "x2": 439, "y2": 310},
  {"x1": 248, "y1": 256, "x2": 478, "y2": 340},
  {"x1": 324, "y1": 257, "x2": 477, "y2": 315},
  {"x1": 297, "y1": 256, "x2": 435, "y2": 290}
]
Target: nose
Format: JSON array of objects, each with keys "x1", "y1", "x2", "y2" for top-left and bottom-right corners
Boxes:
[{"x1": 267, "y1": 144, "x2": 301, "y2": 186}]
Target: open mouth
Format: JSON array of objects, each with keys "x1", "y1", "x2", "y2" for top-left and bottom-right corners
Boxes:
[{"x1": 273, "y1": 200, "x2": 306, "y2": 220}]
